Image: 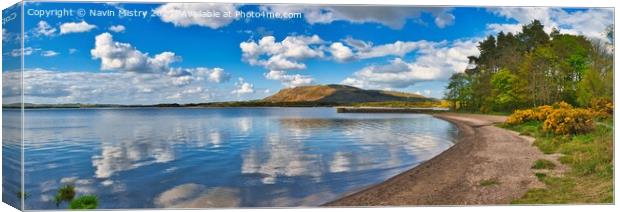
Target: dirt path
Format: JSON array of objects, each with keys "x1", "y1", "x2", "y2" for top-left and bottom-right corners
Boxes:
[{"x1": 325, "y1": 113, "x2": 550, "y2": 206}]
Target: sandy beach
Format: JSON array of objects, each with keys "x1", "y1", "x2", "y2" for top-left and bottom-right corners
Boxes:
[{"x1": 326, "y1": 113, "x2": 553, "y2": 206}]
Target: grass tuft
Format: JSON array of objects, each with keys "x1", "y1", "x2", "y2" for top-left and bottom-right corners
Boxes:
[
  {"x1": 532, "y1": 159, "x2": 556, "y2": 169},
  {"x1": 534, "y1": 172, "x2": 547, "y2": 181}
]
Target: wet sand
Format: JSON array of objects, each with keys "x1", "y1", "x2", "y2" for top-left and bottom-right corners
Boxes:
[{"x1": 325, "y1": 113, "x2": 547, "y2": 206}]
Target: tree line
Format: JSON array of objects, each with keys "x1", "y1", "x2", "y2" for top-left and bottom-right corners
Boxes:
[{"x1": 445, "y1": 20, "x2": 613, "y2": 112}]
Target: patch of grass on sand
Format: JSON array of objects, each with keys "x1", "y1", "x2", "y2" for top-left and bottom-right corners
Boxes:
[
  {"x1": 532, "y1": 159, "x2": 556, "y2": 170},
  {"x1": 502, "y1": 121, "x2": 542, "y2": 138},
  {"x1": 534, "y1": 173, "x2": 547, "y2": 180},
  {"x1": 479, "y1": 179, "x2": 500, "y2": 187},
  {"x1": 504, "y1": 118, "x2": 613, "y2": 204}
]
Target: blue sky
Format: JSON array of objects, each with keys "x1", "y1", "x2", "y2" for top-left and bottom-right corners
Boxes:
[{"x1": 2, "y1": 2, "x2": 614, "y2": 104}]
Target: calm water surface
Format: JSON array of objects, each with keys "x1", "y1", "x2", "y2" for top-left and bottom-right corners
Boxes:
[{"x1": 10, "y1": 107, "x2": 457, "y2": 209}]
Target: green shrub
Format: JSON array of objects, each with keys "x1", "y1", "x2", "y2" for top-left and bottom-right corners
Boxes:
[
  {"x1": 532, "y1": 159, "x2": 556, "y2": 169},
  {"x1": 534, "y1": 173, "x2": 547, "y2": 181},
  {"x1": 69, "y1": 195, "x2": 98, "y2": 209}
]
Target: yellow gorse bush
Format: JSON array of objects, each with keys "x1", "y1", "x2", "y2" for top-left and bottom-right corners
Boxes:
[
  {"x1": 543, "y1": 108, "x2": 595, "y2": 135},
  {"x1": 506, "y1": 101, "x2": 601, "y2": 135},
  {"x1": 505, "y1": 105, "x2": 554, "y2": 125},
  {"x1": 553, "y1": 101, "x2": 574, "y2": 110},
  {"x1": 505, "y1": 109, "x2": 534, "y2": 125},
  {"x1": 589, "y1": 98, "x2": 613, "y2": 118}
]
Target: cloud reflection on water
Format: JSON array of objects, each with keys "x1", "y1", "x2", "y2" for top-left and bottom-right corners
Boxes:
[
  {"x1": 22, "y1": 108, "x2": 456, "y2": 209},
  {"x1": 240, "y1": 117, "x2": 455, "y2": 185},
  {"x1": 242, "y1": 133, "x2": 322, "y2": 184},
  {"x1": 154, "y1": 184, "x2": 240, "y2": 208}
]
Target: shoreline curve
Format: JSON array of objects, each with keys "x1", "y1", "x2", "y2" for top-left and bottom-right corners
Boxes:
[{"x1": 324, "y1": 113, "x2": 545, "y2": 206}]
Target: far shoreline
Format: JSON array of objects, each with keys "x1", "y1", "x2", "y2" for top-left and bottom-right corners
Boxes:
[{"x1": 3, "y1": 104, "x2": 450, "y2": 111}]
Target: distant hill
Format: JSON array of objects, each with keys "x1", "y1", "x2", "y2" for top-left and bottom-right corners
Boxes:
[{"x1": 263, "y1": 84, "x2": 435, "y2": 103}]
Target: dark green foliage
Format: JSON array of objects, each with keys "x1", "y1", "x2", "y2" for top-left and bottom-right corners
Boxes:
[
  {"x1": 55, "y1": 185, "x2": 76, "y2": 207},
  {"x1": 445, "y1": 20, "x2": 613, "y2": 112},
  {"x1": 491, "y1": 69, "x2": 525, "y2": 111},
  {"x1": 445, "y1": 73, "x2": 473, "y2": 110},
  {"x1": 69, "y1": 195, "x2": 99, "y2": 209},
  {"x1": 534, "y1": 172, "x2": 547, "y2": 181},
  {"x1": 532, "y1": 159, "x2": 556, "y2": 169},
  {"x1": 518, "y1": 20, "x2": 550, "y2": 52}
]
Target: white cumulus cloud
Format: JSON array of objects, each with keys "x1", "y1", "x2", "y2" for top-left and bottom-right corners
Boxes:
[
  {"x1": 343, "y1": 38, "x2": 438, "y2": 59},
  {"x1": 174, "y1": 67, "x2": 231, "y2": 83},
  {"x1": 240, "y1": 35, "x2": 324, "y2": 87},
  {"x1": 206, "y1": 68, "x2": 231, "y2": 83},
  {"x1": 434, "y1": 11, "x2": 455, "y2": 28},
  {"x1": 342, "y1": 39, "x2": 479, "y2": 90},
  {"x1": 487, "y1": 7, "x2": 613, "y2": 42},
  {"x1": 240, "y1": 35, "x2": 325, "y2": 70},
  {"x1": 108, "y1": 25, "x2": 126, "y2": 33},
  {"x1": 90, "y1": 32, "x2": 180, "y2": 72},
  {"x1": 264, "y1": 70, "x2": 314, "y2": 88},
  {"x1": 329, "y1": 42, "x2": 354, "y2": 62},
  {"x1": 59, "y1": 21, "x2": 97, "y2": 34},
  {"x1": 232, "y1": 78, "x2": 254, "y2": 95},
  {"x1": 9, "y1": 68, "x2": 227, "y2": 104},
  {"x1": 35, "y1": 21, "x2": 56, "y2": 36}
]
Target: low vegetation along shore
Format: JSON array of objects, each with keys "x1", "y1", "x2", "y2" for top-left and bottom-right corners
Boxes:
[
  {"x1": 437, "y1": 18, "x2": 614, "y2": 204},
  {"x1": 328, "y1": 100, "x2": 612, "y2": 205},
  {"x1": 503, "y1": 101, "x2": 613, "y2": 203}
]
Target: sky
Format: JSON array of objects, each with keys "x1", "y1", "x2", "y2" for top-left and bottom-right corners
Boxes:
[{"x1": 1, "y1": 2, "x2": 614, "y2": 104}]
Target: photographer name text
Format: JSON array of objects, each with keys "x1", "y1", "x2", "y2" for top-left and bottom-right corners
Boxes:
[{"x1": 26, "y1": 8, "x2": 303, "y2": 20}]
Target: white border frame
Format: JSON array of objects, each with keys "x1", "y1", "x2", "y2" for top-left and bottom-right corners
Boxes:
[{"x1": 1, "y1": 1, "x2": 617, "y2": 212}]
